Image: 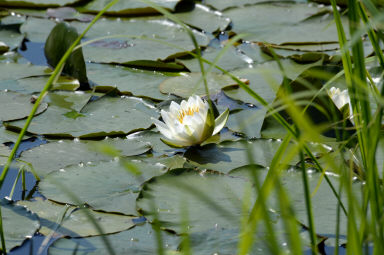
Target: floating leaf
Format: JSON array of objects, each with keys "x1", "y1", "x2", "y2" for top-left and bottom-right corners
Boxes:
[
  {"x1": 160, "y1": 72, "x2": 239, "y2": 98},
  {"x1": 0, "y1": 199, "x2": 39, "y2": 253},
  {"x1": 0, "y1": 90, "x2": 48, "y2": 121},
  {"x1": 0, "y1": 144, "x2": 11, "y2": 165},
  {"x1": 5, "y1": 94, "x2": 159, "y2": 138},
  {"x1": 20, "y1": 137, "x2": 151, "y2": 177},
  {"x1": 226, "y1": 108, "x2": 267, "y2": 138},
  {"x1": 0, "y1": 0, "x2": 82, "y2": 8},
  {"x1": 48, "y1": 223, "x2": 179, "y2": 255},
  {"x1": 39, "y1": 160, "x2": 167, "y2": 215},
  {"x1": 17, "y1": 198, "x2": 135, "y2": 237}
]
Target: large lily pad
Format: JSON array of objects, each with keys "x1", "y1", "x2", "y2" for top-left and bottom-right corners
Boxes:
[
  {"x1": 0, "y1": 144, "x2": 11, "y2": 165},
  {"x1": 223, "y1": 58, "x2": 322, "y2": 105},
  {"x1": 0, "y1": 125, "x2": 24, "y2": 144},
  {"x1": 21, "y1": 17, "x2": 209, "y2": 64},
  {"x1": 0, "y1": 90, "x2": 48, "y2": 121},
  {"x1": 224, "y1": 3, "x2": 349, "y2": 44},
  {"x1": 82, "y1": 0, "x2": 182, "y2": 15},
  {"x1": 137, "y1": 168, "x2": 254, "y2": 233},
  {"x1": 48, "y1": 223, "x2": 179, "y2": 255},
  {"x1": 159, "y1": 72, "x2": 240, "y2": 98},
  {"x1": 173, "y1": 3, "x2": 231, "y2": 33},
  {"x1": 0, "y1": 28, "x2": 23, "y2": 50},
  {"x1": 183, "y1": 139, "x2": 298, "y2": 174},
  {"x1": 19, "y1": 138, "x2": 151, "y2": 177},
  {"x1": 87, "y1": 63, "x2": 176, "y2": 101},
  {"x1": 0, "y1": 62, "x2": 47, "y2": 80},
  {"x1": 0, "y1": 199, "x2": 39, "y2": 253},
  {"x1": 226, "y1": 108, "x2": 267, "y2": 138},
  {"x1": 0, "y1": 0, "x2": 81, "y2": 7},
  {"x1": 39, "y1": 160, "x2": 168, "y2": 215},
  {"x1": 205, "y1": 0, "x2": 300, "y2": 11},
  {"x1": 17, "y1": 198, "x2": 135, "y2": 237},
  {"x1": 5, "y1": 94, "x2": 159, "y2": 138}
]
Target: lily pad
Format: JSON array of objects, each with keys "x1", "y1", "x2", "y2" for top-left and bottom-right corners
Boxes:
[
  {"x1": 173, "y1": 3, "x2": 231, "y2": 33},
  {"x1": 17, "y1": 198, "x2": 135, "y2": 237},
  {"x1": 223, "y1": 58, "x2": 322, "y2": 105},
  {"x1": 137, "y1": 168, "x2": 255, "y2": 233},
  {"x1": 0, "y1": 90, "x2": 48, "y2": 121},
  {"x1": 48, "y1": 223, "x2": 179, "y2": 255},
  {"x1": 19, "y1": 138, "x2": 151, "y2": 177},
  {"x1": 39, "y1": 160, "x2": 168, "y2": 215},
  {"x1": 0, "y1": 199, "x2": 39, "y2": 253},
  {"x1": 0, "y1": 62, "x2": 47, "y2": 80},
  {"x1": 0, "y1": 27, "x2": 24, "y2": 50},
  {"x1": 178, "y1": 45, "x2": 254, "y2": 73},
  {"x1": 226, "y1": 108, "x2": 267, "y2": 138},
  {"x1": 5, "y1": 94, "x2": 159, "y2": 138},
  {"x1": 87, "y1": 63, "x2": 176, "y2": 101},
  {"x1": 0, "y1": 125, "x2": 25, "y2": 144},
  {"x1": 0, "y1": 144, "x2": 11, "y2": 165},
  {"x1": 81, "y1": 0, "x2": 182, "y2": 15},
  {"x1": 224, "y1": 3, "x2": 349, "y2": 44},
  {"x1": 0, "y1": 0, "x2": 82, "y2": 8},
  {"x1": 159, "y1": 72, "x2": 240, "y2": 98},
  {"x1": 205, "y1": 0, "x2": 300, "y2": 11},
  {"x1": 20, "y1": 17, "x2": 209, "y2": 64}
]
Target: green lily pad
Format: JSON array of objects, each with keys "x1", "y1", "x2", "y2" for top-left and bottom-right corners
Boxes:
[
  {"x1": 81, "y1": 0, "x2": 182, "y2": 15},
  {"x1": 17, "y1": 198, "x2": 135, "y2": 237},
  {"x1": 0, "y1": 144, "x2": 11, "y2": 165},
  {"x1": 224, "y1": 3, "x2": 349, "y2": 44},
  {"x1": 0, "y1": 90, "x2": 48, "y2": 121},
  {"x1": 159, "y1": 72, "x2": 239, "y2": 98},
  {"x1": 205, "y1": 0, "x2": 301, "y2": 11},
  {"x1": 0, "y1": 124, "x2": 25, "y2": 144},
  {"x1": 0, "y1": 0, "x2": 82, "y2": 8},
  {"x1": 20, "y1": 17, "x2": 209, "y2": 64},
  {"x1": 223, "y1": 58, "x2": 322, "y2": 105},
  {"x1": 173, "y1": 3, "x2": 231, "y2": 32},
  {"x1": 46, "y1": 7, "x2": 94, "y2": 22},
  {"x1": 48, "y1": 223, "x2": 179, "y2": 255},
  {"x1": 19, "y1": 138, "x2": 151, "y2": 177},
  {"x1": 0, "y1": 75, "x2": 79, "y2": 94},
  {"x1": 87, "y1": 63, "x2": 176, "y2": 101},
  {"x1": 0, "y1": 27, "x2": 24, "y2": 50},
  {"x1": 5, "y1": 94, "x2": 159, "y2": 138},
  {"x1": 39, "y1": 160, "x2": 168, "y2": 215},
  {"x1": 183, "y1": 139, "x2": 298, "y2": 174},
  {"x1": 178, "y1": 45, "x2": 254, "y2": 73},
  {"x1": 0, "y1": 199, "x2": 39, "y2": 253},
  {"x1": 0, "y1": 62, "x2": 47, "y2": 80},
  {"x1": 137, "y1": 168, "x2": 255, "y2": 233},
  {"x1": 226, "y1": 108, "x2": 267, "y2": 138}
]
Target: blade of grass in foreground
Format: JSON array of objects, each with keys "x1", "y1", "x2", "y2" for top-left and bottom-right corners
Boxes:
[{"x1": 0, "y1": 0, "x2": 120, "y2": 253}]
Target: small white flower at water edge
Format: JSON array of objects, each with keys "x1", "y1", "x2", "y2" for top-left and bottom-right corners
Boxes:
[{"x1": 152, "y1": 95, "x2": 229, "y2": 147}]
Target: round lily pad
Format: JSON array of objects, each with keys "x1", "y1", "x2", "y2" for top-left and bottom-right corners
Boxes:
[
  {"x1": 0, "y1": 144, "x2": 11, "y2": 165},
  {"x1": 159, "y1": 72, "x2": 239, "y2": 98},
  {"x1": 136, "y1": 168, "x2": 255, "y2": 233},
  {"x1": 17, "y1": 198, "x2": 135, "y2": 237},
  {"x1": 5, "y1": 95, "x2": 159, "y2": 138},
  {"x1": 0, "y1": 199, "x2": 39, "y2": 253},
  {"x1": 0, "y1": 0, "x2": 82, "y2": 8},
  {"x1": 19, "y1": 138, "x2": 151, "y2": 177},
  {"x1": 0, "y1": 90, "x2": 48, "y2": 122},
  {"x1": 48, "y1": 223, "x2": 179, "y2": 255},
  {"x1": 0, "y1": 62, "x2": 47, "y2": 81},
  {"x1": 39, "y1": 160, "x2": 168, "y2": 215}
]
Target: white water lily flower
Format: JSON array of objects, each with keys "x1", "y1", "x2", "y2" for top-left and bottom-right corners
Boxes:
[
  {"x1": 328, "y1": 87, "x2": 353, "y2": 120},
  {"x1": 152, "y1": 95, "x2": 229, "y2": 147}
]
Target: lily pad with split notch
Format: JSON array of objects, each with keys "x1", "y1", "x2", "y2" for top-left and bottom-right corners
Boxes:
[
  {"x1": 48, "y1": 223, "x2": 179, "y2": 255},
  {"x1": 17, "y1": 198, "x2": 135, "y2": 237},
  {"x1": 19, "y1": 137, "x2": 151, "y2": 177},
  {"x1": 0, "y1": 199, "x2": 39, "y2": 253},
  {"x1": 0, "y1": 90, "x2": 48, "y2": 122},
  {"x1": 5, "y1": 94, "x2": 159, "y2": 138},
  {"x1": 39, "y1": 160, "x2": 168, "y2": 215}
]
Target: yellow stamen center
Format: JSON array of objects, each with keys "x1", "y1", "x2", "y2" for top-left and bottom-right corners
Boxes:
[{"x1": 177, "y1": 106, "x2": 199, "y2": 124}]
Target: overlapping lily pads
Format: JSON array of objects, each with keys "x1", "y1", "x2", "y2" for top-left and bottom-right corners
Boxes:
[
  {"x1": 48, "y1": 223, "x2": 180, "y2": 255},
  {"x1": 0, "y1": 90, "x2": 48, "y2": 121},
  {"x1": 20, "y1": 138, "x2": 151, "y2": 177},
  {"x1": 0, "y1": 199, "x2": 39, "y2": 253},
  {"x1": 39, "y1": 160, "x2": 168, "y2": 215},
  {"x1": 17, "y1": 198, "x2": 135, "y2": 237},
  {"x1": 5, "y1": 93, "x2": 159, "y2": 138}
]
